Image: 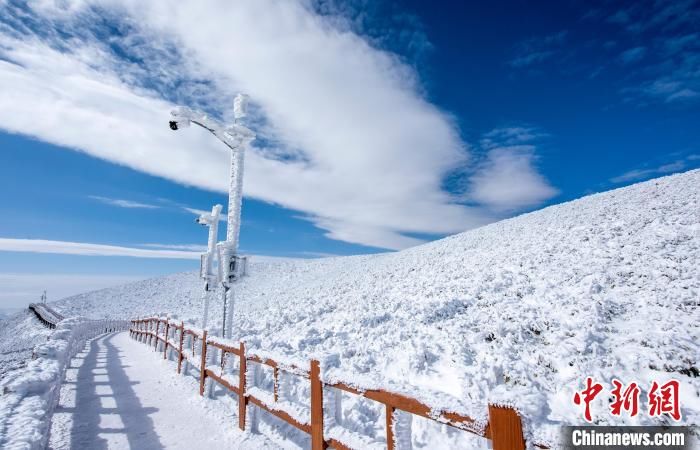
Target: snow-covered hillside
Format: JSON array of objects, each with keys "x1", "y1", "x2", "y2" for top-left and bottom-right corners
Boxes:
[
  {"x1": 11, "y1": 170, "x2": 699, "y2": 445},
  {"x1": 0, "y1": 312, "x2": 52, "y2": 380}
]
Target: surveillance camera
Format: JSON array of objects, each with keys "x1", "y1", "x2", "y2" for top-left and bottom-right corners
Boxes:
[{"x1": 169, "y1": 121, "x2": 179, "y2": 131}]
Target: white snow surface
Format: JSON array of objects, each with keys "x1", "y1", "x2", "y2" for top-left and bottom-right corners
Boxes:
[{"x1": 43, "y1": 170, "x2": 700, "y2": 446}]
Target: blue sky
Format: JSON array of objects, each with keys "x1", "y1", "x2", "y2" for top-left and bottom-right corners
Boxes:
[{"x1": 0, "y1": 0, "x2": 698, "y2": 308}]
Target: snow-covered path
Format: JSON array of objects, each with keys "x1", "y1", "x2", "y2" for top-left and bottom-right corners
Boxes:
[{"x1": 48, "y1": 332, "x2": 276, "y2": 449}]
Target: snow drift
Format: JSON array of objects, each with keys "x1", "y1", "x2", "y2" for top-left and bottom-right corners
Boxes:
[{"x1": 43, "y1": 169, "x2": 700, "y2": 445}]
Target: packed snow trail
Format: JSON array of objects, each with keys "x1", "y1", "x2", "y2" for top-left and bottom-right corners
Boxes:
[{"x1": 48, "y1": 332, "x2": 277, "y2": 449}]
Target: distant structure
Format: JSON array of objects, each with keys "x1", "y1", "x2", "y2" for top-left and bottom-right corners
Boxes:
[
  {"x1": 28, "y1": 302, "x2": 64, "y2": 329},
  {"x1": 41, "y1": 290, "x2": 47, "y2": 304}
]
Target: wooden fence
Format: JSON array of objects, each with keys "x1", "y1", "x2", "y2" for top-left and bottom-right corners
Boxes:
[{"x1": 130, "y1": 317, "x2": 544, "y2": 450}]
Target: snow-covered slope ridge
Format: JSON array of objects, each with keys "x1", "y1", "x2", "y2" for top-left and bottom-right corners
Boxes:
[{"x1": 53, "y1": 170, "x2": 699, "y2": 443}]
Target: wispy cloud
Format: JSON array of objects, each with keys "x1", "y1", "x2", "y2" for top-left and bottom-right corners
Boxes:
[
  {"x1": 88, "y1": 195, "x2": 160, "y2": 209},
  {"x1": 596, "y1": 2, "x2": 700, "y2": 104},
  {"x1": 610, "y1": 157, "x2": 695, "y2": 184},
  {"x1": 619, "y1": 46, "x2": 646, "y2": 64},
  {"x1": 510, "y1": 51, "x2": 556, "y2": 68},
  {"x1": 0, "y1": 238, "x2": 200, "y2": 259},
  {"x1": 509, "y1": 31, "x2": 568, "y2": 68},
  {"x1": 140, "y1": 243, "x2": 207, "y2": 252},
  {"x1": 480, "y1": 127, "x2": 548, "y2": 149},
  {"x1": 638, "y1": 79, "x2": 700, "y2": 103},
  {"x1": 468, "y1": 127, "x2": 558, "y2": 212}
]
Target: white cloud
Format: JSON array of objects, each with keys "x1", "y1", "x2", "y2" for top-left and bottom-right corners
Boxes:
[
  {"x1": 610, "y1": 159, "x2": 689, "y2": 184},
  {"x1": 0, "y1": 1, "x2": 557, "y2": 250},
  {"x1": 469, "y1": 147, "x2": 558, "y2": 211},
  {"x1": 88, "y1": 195, "x2": 160, "y2": 209},
  {"x1": 469, "y1": 127, "x2": 558, "y2": 212},
  {"x1": 0, "y1": 272, "x2": 143, "y2": 309},
  {"x1": 0, "y1": 238, "x2": 200, "y2": 259},
  {"x1": 140, "y1": 243, "x2": 207, "y2": 252},
  {"x1": 480, "y1": 127, "x2": 548, "y2": 149}
]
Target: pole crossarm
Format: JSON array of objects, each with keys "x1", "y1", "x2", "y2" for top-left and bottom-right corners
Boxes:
[{"x1": 170, "y1": 106, "x2": 255, "y2": 152}]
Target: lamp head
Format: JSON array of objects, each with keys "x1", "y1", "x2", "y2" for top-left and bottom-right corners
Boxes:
[
  {"x1": 196, "y1": 214, "x2": 214, "y2": 227},
  {"x1": 170, "y1": 106, "x2": 192, "y2": 131}
]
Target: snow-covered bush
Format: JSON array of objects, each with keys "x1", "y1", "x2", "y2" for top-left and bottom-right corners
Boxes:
[{"x1": 0, "y1": 318, "x2": 128, "y2": 450}]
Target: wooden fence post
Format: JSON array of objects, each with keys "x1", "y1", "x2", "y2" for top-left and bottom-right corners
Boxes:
[
  {"x1": 163, "y1": 321, "x2": 170, "y2": 360},
  {"x1": 310, "y1": 360, "x2": 325, "y2": 450},
  {"x1": 199, "y1": 330, "x2": 208, "y2": 396},
  {"x1": 177, "y1": 321, "x2": 185, "y2": 374},
  {"x1": 488, "y1": 405, "x2": 525, "y2": 450},
  {"x1": 386, "y1": 405, "x2": 395, "y2": 450},
  {"x1": 155, "y1": 320, "x2": 161, "y2": 351},
  {"x1": 238, "y1": 342, "x2": 247, "y2": 430}
]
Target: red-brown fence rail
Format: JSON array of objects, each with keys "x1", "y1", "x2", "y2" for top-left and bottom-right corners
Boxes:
[{"x1": 130, "y1": 317, "x2": 546, "y2": 450}]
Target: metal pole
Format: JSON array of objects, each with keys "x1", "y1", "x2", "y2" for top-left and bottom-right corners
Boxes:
[
  {"x1": 227, "y1": 148, "x2": 245, "y2": 250},
  {"x1": 225, "y1": 288, "x2": 235, "y2": 339},
  {"x1": 221, "y1": 286, "x2": 229, "y2": 338},
  {"x1": 201, "y1": 284, "x2": 211, "y2": 330},
  {"x1": 200, "y1": 204, "x2": 221, "y2": 330},
  {"x1": 223, "y1": 146, "x2": 245, "y2": 339}
]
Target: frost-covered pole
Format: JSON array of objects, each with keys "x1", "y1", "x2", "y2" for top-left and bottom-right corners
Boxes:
[
  {"x1": 220, "y1": 93, "x2": 251, "y2": 339},
  {"x1": 196, "y1": 204, "x2": 222, "y2": 329},
  {"x1": 170, "y1": 94, "x2": 254, "y2": 340},
  {"x1": 226, "y1": 94, "x2": 248, "y2": 249}
]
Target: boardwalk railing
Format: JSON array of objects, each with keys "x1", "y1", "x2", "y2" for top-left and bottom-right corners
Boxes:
[
  {"x1": 28, "y1": 303, "x2": 65, "y2": 329},
  {"x1": 0, "y1": 317, "x2": 129, "y2": 449},
  {"x1": 131, "y1": 316, "x2": 546, "y2": 450}
]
